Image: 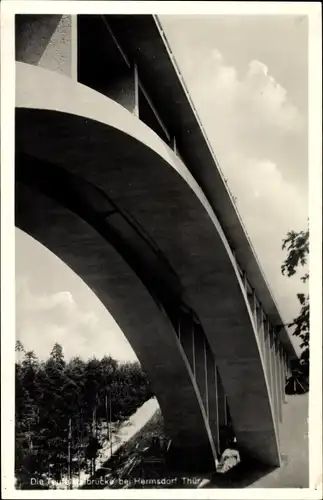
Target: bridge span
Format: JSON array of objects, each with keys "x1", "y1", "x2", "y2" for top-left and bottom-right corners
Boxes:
[{"x1": 15, "y1": 14, "x2": 297, "y2": 471}]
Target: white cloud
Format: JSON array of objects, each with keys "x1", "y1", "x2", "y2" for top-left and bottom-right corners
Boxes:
[
  {"x1": 223, "y1": 153, "x2": 308, "y2": 323},
  {"x1": 243, "y1": 60, "x2": 303, "y2": 132},
  {"x1": 179, "y1": 49, "x2": 308, "y2": 334},
  {"x1": 195, "y1": 51, "x2": 304, "y2": 138},
  {"x1": 16, "y1": 276, "x2": 137, "y2": 362}
]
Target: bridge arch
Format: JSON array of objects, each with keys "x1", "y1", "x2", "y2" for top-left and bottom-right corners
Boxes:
[
  {"x1": 16, "y1": 181, "x2": 218, "y2": 471},
  {"x1": 16, "y1": 61, "x2": 280, "y2": 466}
]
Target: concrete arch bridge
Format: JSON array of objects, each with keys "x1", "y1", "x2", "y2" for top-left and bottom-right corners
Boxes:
[{"x1": 15, "y1": 14, "x2": 297, "y2": 472}]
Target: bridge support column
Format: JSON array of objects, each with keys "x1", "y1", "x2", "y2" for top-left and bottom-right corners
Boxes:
[
  {"x1": 15, "y1": 14, "x2": 77, "y2": 78},
  {"x1": 288, "y1": 355, "x2": 292, "y2": 379},
  {"x1": 264, "y1": 320, "x2": 272, "y2": 394},
  {"x1": 206, "y1": 341, "x2": 220, "y2": 456},
  {"x1": 194, "y1": 323, "x2": 208, "y2": 413},
  {"x1": 279, "y1": 347, "x2": 286, "y2": 403},
  {"x1": 269, "y1": 329, "x2": 280, "y2": 441},
  {"x1": 180, "y1": 316, "x2": 223, "y2": 460},
  {"x1": 217, "y1": 370, "x2": 228, "y2": 453},
  {"x1": 283, "y1": 350, "x2": 290, "y2": 395},
  {"x1": 173, "y1": 313, "x2": 217, "y2": 471},
  {"x1": 265, "y1": 321, "x2": 278, "y2": 436},
  {"x1": 255, "y1": 302, "x2": 265, "y2": 359},
  {"x1": 275, "y1": 339, "x2": 283, "y2": 422},
  {"x1": 284, "y1": 351, "x2": 289, "y2": 379},
  {"x1": 90, "y1": 62, "x2": 138, "y2": 115}
]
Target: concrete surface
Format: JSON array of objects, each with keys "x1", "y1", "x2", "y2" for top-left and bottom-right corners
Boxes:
[
  {"x1": 16, "y1": 61, "x2": 281, "y2": 465},
  {"x1": 250, "y1": 393, "x2": 309, "y2": 488},
  {"x1": 202, "y1": 393, "x2": 308, "y2": 488},
  {"x1": 16, "y1": 182, "x2": 217, "y2": 470},
  {"x1": 16, "y1": 15, "x2": 75, "y2": 77}
]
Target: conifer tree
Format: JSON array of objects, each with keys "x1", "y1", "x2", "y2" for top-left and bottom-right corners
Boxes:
[{"x1": 15, "y1": 345, "x2": 153, "y2": 489}]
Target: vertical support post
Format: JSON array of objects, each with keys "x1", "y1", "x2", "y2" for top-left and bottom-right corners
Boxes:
[
  {"x1": 258, "y1": 307, "x2": 265, "y2": 358},
  {"x1": 264, "y1": 320, "x2": 272, "y2": 393},
  {"x1": 252, "y1": 293, "x2": 265, "y2": 360},
  {"x1": 217, "y1": 370, "x2": 228, "y2": 452},
  {"x1": 269, "y1": 328, "x2": 279, "y2": 441},
  {"x1": 242, "y1": 271, "x2": 248, "y2": 293},
  {"x1": 286, "y1": 354, "x2": 292, "y2": 378},
  {"x1": 253, "y1": 292, "x2": 257, "y2": 327},
  {"x1": 172, "y1": 136, "x2": 177, "y2": 154},
  {"x1": 285, "y1": 353, "x2": 289, "y2": 378},
  {"x1": 134, "y1": 62, "x2": 139, "y2": 117},
  {"x1": 245, "y1": 277, "x2": 255, "y2": 326},
  {"x1": 276, "y1": 340, "x2": 283, "y2": 410},
  {"x1": 283, "y1": 351, "x2": 287, "y2": 378},
  {"x1": 275, "y1": 339, "x2": 283, "y2": 422},
  {"x1": 213, "y1": 364, "x2": 220, "y2": 455},
  {"x1": 195, "y1": 330, "x2": 220, "y2": 457},
  {"x1": 232, "y1": 250, "x2": 237, "y2": 267},
  {"x1": 177, "y1": 315, "x2": 181, "y2": 342},
  {"x1": 203, "y1": 336, "x2": 209, "y2": 420},
  {"x1": 192, "y1": 323, "x2": 196, "y2": 377},
  {"x1": 280, "y1": 347, "x2": 286, "y2": 403},
  {"x1": 266, "y1": 321, "x2": 279, "y2": 440}
]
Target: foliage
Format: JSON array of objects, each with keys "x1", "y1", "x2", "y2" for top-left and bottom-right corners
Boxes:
[
  {"x1": 282, "y1": 227, "x2": 309, "y2": 377},
  {"x1": 281, "y1": 228, "x2": 309, "y2": 282},
  {"x1": 15, "y1": 343, "x2": 153, "y2": 489}
]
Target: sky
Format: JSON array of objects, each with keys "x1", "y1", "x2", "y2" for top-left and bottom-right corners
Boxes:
[{"x1": 16, "y1": 14, "x2": 308, "y2": 362}]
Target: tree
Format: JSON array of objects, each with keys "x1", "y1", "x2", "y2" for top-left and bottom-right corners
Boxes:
[
  {"x1": 15, "y1": 340, "x2": 25, "y2": 353},
  {"x1": 282, "y1": 227, "x2": 309, "y2": 378},
  {"x1": 15, "y1": 350, "x2": 44, "y2": 488},
  {"x1": 15, "y1": 346, "x2": 153, "y2": 488},
  {"x1": 15, "y1": 340, "x2": 26, "y2": 365},
  {"x1": 49, "y1": 343, "x2": 65, "y2": 369}
]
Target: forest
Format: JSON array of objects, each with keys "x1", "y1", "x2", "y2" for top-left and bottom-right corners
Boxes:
[{"x1": 15, "y1": 341, "x2": 153, "y2": 489}]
